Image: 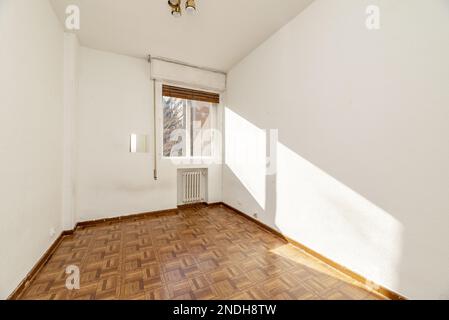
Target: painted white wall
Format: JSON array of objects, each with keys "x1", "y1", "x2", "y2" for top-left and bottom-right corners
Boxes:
[
  {"x1": 224, "y1": 0, "x2": 449, "y2": 299},
  {"x1": 62, "y1": 33, "x2": 80, "y2": 230},
  {"x1": 0, "y1": 0, "x2": 64, "y2": 299},
  {"x1": 76, "y1": 47, "x2": 222, "y2": 222}
]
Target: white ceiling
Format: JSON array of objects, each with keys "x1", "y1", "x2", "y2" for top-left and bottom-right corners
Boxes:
[{"x1": 50, "y1": 0, "x2": 313, "y2": 71}]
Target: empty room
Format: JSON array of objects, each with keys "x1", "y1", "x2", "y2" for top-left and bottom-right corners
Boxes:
[{"x1": 1, "y1": 0, "x2": 449, "y2": 307}]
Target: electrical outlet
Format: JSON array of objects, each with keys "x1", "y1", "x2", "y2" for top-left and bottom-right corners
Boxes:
[
  {"x1": 253, "y1": 213, "x2": 258, "y2": 219},
  {"x1": 49, "y1": 228, "x2": 56, "y2": 238}
]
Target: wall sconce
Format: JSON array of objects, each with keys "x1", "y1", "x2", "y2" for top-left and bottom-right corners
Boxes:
[{"x1": 130, "y1": 134, "x2": 148, "y2": 153}]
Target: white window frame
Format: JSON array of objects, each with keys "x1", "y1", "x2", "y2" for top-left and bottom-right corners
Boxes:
[{"x1": 161, "y1": 92, "x2": 217, "y2": 160}]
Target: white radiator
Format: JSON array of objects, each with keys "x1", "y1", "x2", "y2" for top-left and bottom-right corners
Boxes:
[{"x1": 182, "y1": 171, "x2": 203, "y2": 204}]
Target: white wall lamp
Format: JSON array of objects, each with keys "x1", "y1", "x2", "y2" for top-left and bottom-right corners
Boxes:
[{"x1": 168, "y1": 0, "x2": 197, "y2": 17}]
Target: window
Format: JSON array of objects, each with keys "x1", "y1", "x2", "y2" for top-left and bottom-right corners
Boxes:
[
  {"x1": 163, "y1": 96, "x2": 187, "y2": 157},
  {"x1": 162, "y1": 86, "x2": 218, "y2": 158}
]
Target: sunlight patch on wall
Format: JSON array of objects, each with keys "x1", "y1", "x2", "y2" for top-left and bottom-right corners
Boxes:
[
  {"x1": 276, "y1": 142, "x2": 404, "y2": 290},
  {"x1": 223, "y1": 106, "x2": 403, "y2": 291},
  {"x1": 225, "y1": 108, "x2": 266, "y2": 209}
]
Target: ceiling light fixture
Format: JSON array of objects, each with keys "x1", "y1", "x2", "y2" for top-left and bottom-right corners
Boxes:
[
  {"x1": 168, "y1": 0, "x2": 197, "y2": 17},
  {"x1": 185, "y1": 0, "x2": 197, "y2": 15},
  {"x1": 168, "y1": 0, "x2": 182, "y2": 17}
]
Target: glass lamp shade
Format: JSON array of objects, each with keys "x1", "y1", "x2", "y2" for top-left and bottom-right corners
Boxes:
[
  {"x1": 171, "y1": 6, "x2": 182, "y2": 17},
  {"x1": 185, "y1": 0, "x2": 196, "y2": 14}
]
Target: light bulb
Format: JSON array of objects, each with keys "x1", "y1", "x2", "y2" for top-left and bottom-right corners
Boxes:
[
  {"x1": 185, "y1": 0, "x2": 196, "y2": 14},
  {"x1": 185, "y1": 6, "x2": 196, "y2": 15},
  {"x1": 171, "y1": 5, "x2": 182, "y2": 17},
  {"x1": 168, "y1": 0, "x2": 181, "y2": 17}
]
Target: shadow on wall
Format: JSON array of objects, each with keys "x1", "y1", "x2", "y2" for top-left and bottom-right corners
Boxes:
[{"x1": 223, "y1": 107, "x2": 404, "y2": 295}]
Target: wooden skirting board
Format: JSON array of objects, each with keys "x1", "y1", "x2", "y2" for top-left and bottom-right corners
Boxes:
[
  {"x1": 8, "y1": 202, "x2": 407, "y2": 300},
  {"x1": 214, "y1": 202, "x2": 407, "y2": 301},
  {"x1": 7, "y1": 230, "x2": 74, "y2": 300},
  {"x1": 74, "y1": 208, "x2": 179, "y2": 229},
  {"x1": 7, "y1": 208, "x2": 178, "y2": 300}
]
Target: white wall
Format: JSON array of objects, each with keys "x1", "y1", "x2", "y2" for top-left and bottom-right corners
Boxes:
[
  {"x1": 0, "y1": 0, "x2": 64, "y2": 299},
  {"x1": 224, "y1": 0, "x2": 449, "y2": 299},
  {"x1": 62, "y1": 33, "x2": 80, "y2": 230},
  {"x1": 76, "y1": 47, "x2": 222, "y2": 222}
]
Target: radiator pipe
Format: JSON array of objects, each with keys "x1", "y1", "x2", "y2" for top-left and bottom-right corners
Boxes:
[
  {"x1": 148, "y1": 55, "x2": 158, "y2": 181},
  {"x1": 153, "y1": 79, "x2": 158, "y2": 181}
]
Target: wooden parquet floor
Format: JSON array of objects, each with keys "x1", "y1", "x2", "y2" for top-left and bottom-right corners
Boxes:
[{"x1": 18, "y1": 204, "x2": 384, "y2": 300}]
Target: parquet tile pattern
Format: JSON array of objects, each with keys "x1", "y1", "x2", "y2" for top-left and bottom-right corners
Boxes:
[{"x1": 18, "y1": 205, "x2": 384, "y2": 300}]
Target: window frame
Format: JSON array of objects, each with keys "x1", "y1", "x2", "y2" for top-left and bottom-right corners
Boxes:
[{"x1": 161, "y1": 91, "x2": 218, "y2": 160}]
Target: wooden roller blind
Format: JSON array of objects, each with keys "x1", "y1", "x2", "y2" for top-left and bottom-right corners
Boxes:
[{"x1": 162, "y1": 85, "x2": 220, "y2": 104}]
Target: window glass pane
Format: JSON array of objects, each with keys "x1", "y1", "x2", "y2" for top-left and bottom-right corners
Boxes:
[
  {"x1": 163, "y1": 96, "x2": 186, "y2": 157},
  {"x1": 190, "y1": 100, "x2": 212, "y2": 157}
]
